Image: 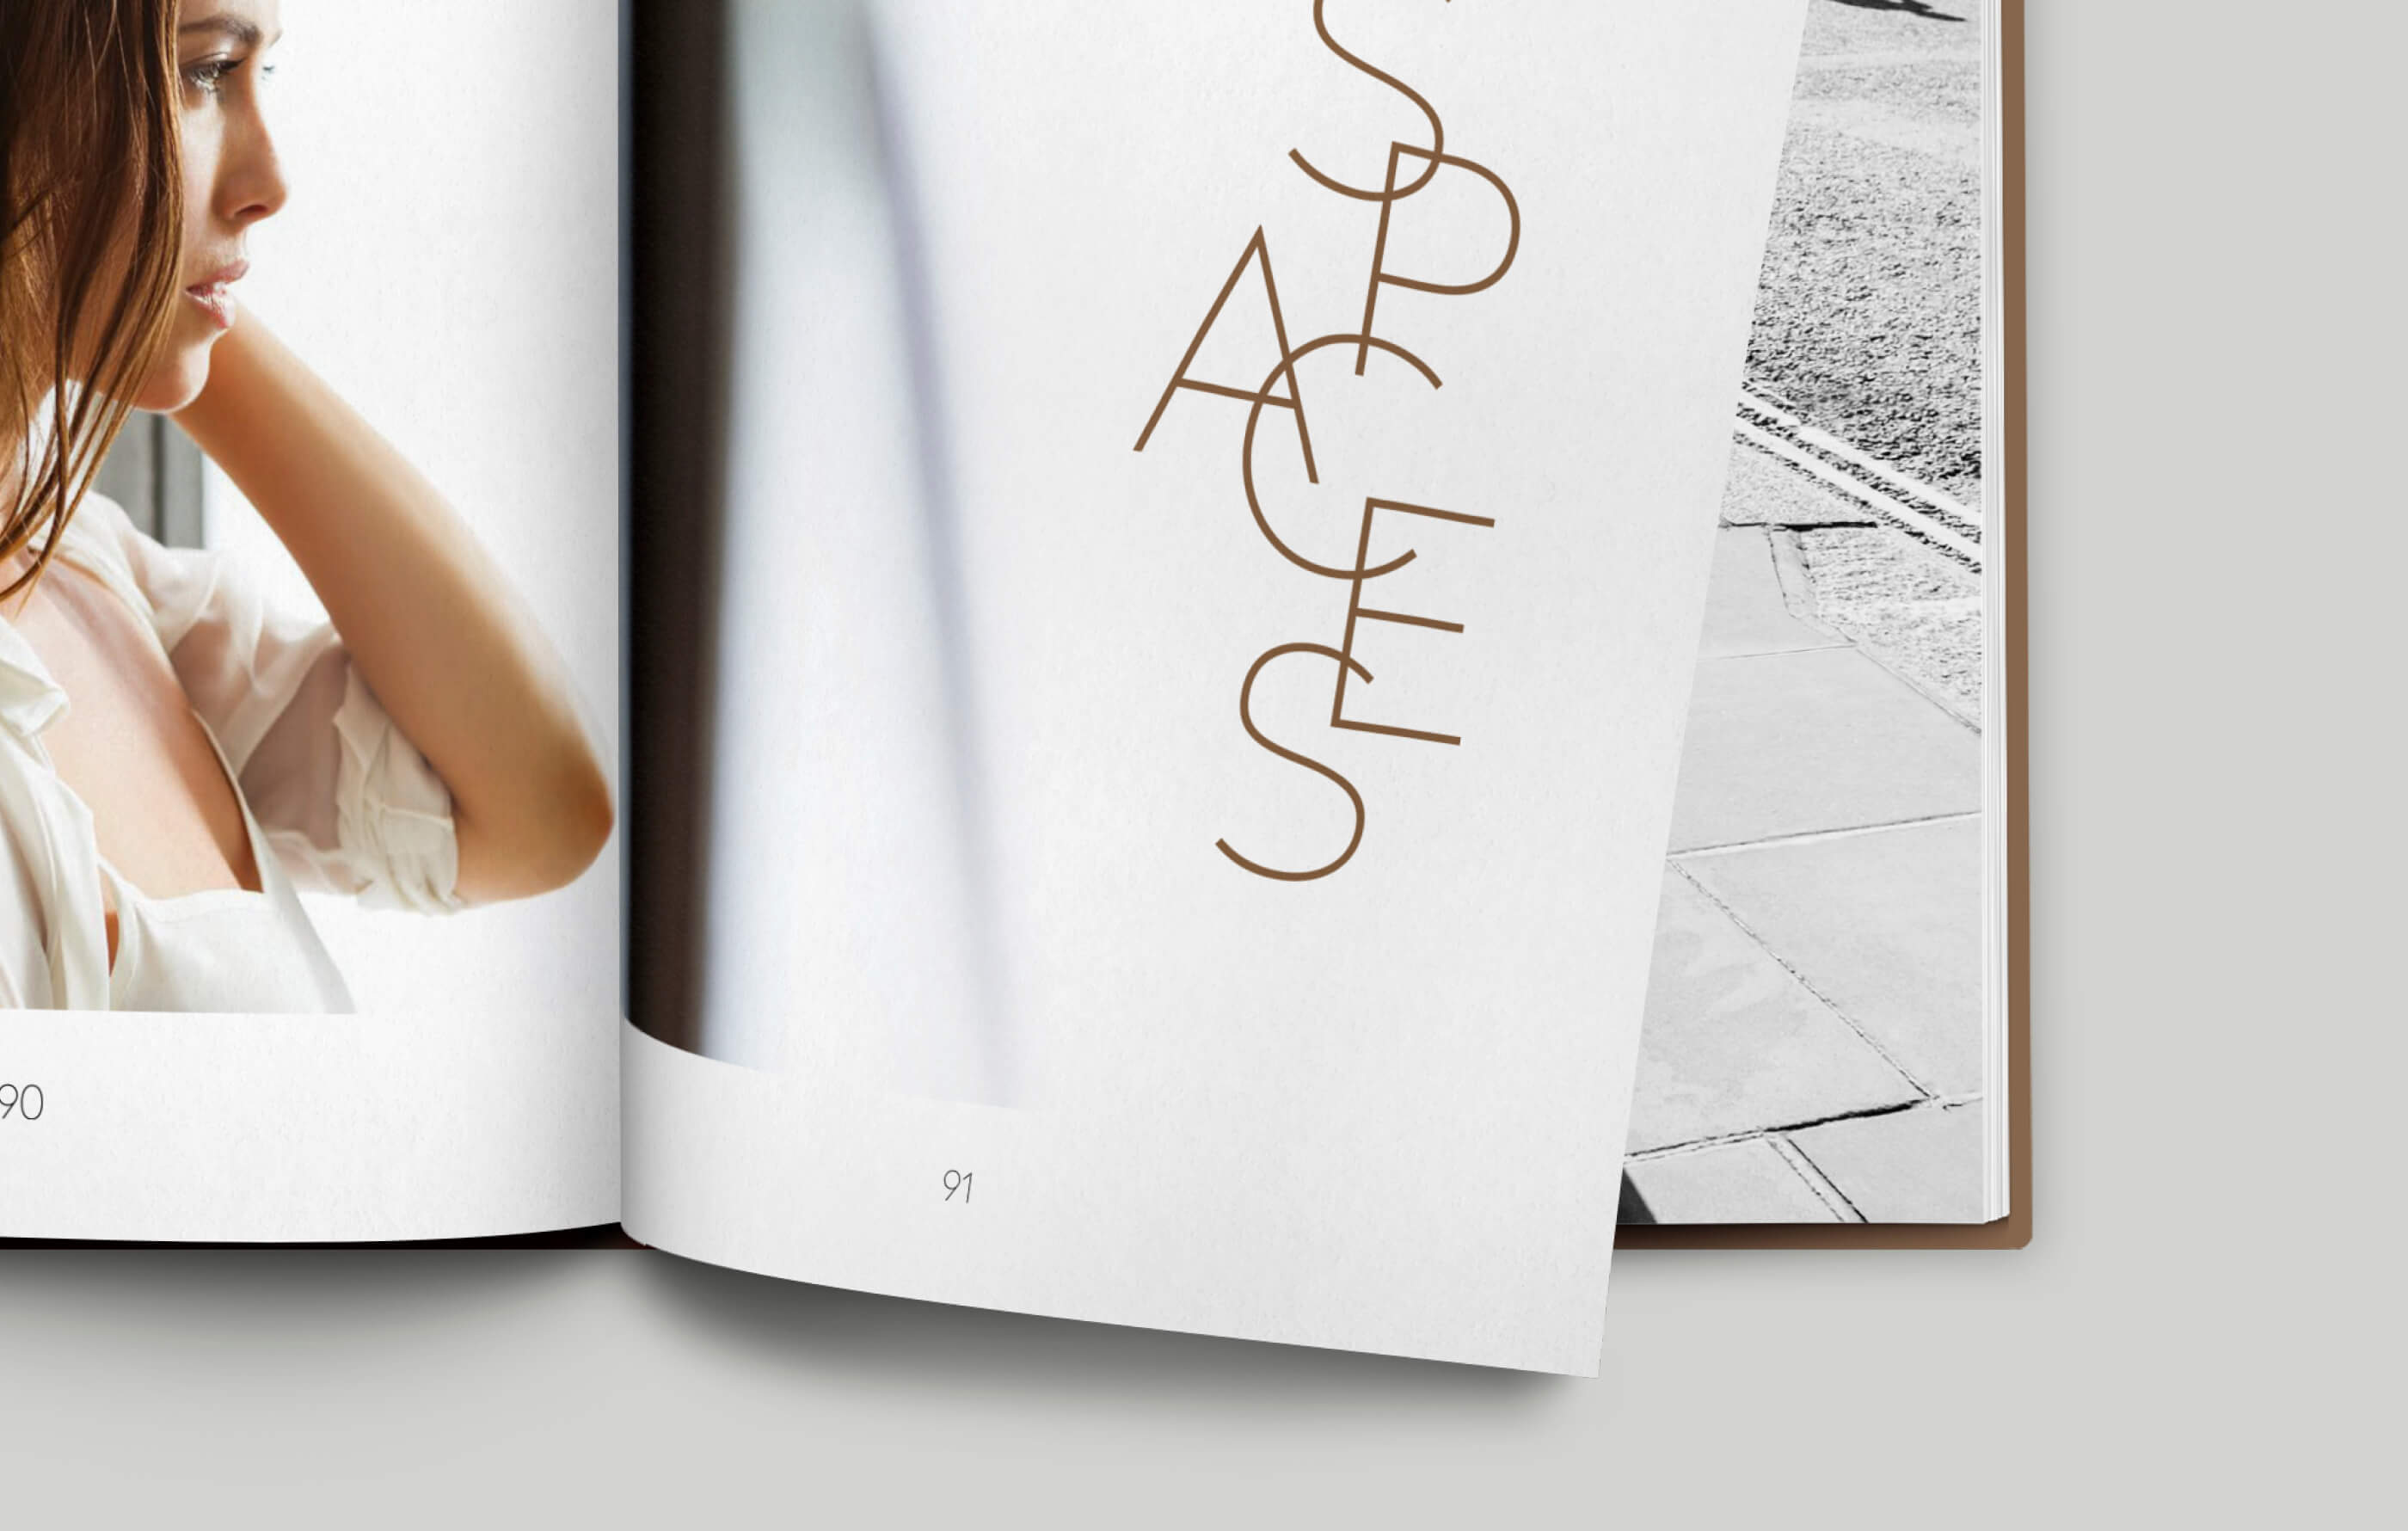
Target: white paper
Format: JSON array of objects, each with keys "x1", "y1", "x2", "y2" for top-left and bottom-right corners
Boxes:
[{"x1": 631, "y1": 0, "x2": 1805, "y2": 1372}]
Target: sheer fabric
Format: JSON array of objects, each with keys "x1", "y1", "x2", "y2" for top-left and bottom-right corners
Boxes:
[{"x1": 0, "y1": 495, "x2": 459, "y2": 1011}]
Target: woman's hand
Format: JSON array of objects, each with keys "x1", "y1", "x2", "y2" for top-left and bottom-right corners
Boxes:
[{"x1": 173, "y1": 313, "x2": 613, "y2": 903}]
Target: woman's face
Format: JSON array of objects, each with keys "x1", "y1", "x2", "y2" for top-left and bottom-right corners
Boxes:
[{"x1": 133, "y1": 0, "x2": 286, "y2": 411}]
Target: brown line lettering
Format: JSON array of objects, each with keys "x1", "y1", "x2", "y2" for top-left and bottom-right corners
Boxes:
[
  {"x1": 1288, "y1": 0, "x2": 1448, "y2": 206},
  {"x1": 1217, "y1": 642, "x2": 1373, "y2": 882},
  {"x1": 1134, "y1": 229, "x2": 1318, "y2": 483}
]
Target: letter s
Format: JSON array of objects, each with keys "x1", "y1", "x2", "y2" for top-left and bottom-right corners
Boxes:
[
  {"x1": 1217, "y1": 643, "x2": 1371, "y2": 882},
  {"x1": 1290, "y1": 0, "x2": 1447, "y2": 204}
]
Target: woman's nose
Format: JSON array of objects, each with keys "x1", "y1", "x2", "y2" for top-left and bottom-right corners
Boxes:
[{"x1": 218, "y1": 104, "x2": 288, "y2": 228}]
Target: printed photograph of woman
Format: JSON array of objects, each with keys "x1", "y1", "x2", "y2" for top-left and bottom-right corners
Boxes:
[{"x1": 0, "y1": 0, "x2": 614, "y2": 1011}]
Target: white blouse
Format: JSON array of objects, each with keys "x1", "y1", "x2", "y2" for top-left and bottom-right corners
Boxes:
[{"x1": 0, "y1": 495, "x2": 460, "y2": 1012}]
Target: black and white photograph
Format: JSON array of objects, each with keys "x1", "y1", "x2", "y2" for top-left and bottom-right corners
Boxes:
[{"x1": 1622, "y1": 0, "x2": 1997, "y2": 1224}]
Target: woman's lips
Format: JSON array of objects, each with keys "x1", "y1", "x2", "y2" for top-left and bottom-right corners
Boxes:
[{"x1": 183, "y1": 260, "x2": 247, "y2": 331}]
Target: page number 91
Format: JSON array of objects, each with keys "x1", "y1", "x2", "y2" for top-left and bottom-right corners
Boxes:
[{"x1": 943, "y1": 1170, "x2": 973, "y2": 1204}]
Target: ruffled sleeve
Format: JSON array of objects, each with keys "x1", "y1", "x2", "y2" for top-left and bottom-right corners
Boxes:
[{"x1": 81, "y1": 498, "x2": 463, "y2": 914}]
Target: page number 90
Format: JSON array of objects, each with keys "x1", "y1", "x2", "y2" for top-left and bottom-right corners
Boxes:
[
  {"x1": 0, "y1": 1084, "x2": 42, "y2": 1121},
  {"x1": 943, "y1": 1170, "x2": 973, "y2": 1203}
]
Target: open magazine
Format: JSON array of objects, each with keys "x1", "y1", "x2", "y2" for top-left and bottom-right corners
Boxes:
[{"x1": 0, "y1": 0, "x2": 2018, "y2": 1372}]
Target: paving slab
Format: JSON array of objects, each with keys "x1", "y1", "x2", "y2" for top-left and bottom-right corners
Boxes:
[
  {"x1": 1630, "y1": 871, "x2": 1922, "y2": 1153},
  {"x1": 1668, "y1": 644, "x2": 1980, "y2": 852},
  {"x1": 1624, "y1": 1139, "x2": 1838, "y2": 1224},
  {"x1": 1718, "y1": 438, "x2": 1877, "y2": 528},
  {"x1": 1789, "y1": 1101, "x2": 1986, "y2": 1223},
  {"x1": 1682, "y1": 816, "x2": 1983, "y2": 1093},
  {"x1": 1698, "y1": 526, "x2": 1846, "y2": 660}
]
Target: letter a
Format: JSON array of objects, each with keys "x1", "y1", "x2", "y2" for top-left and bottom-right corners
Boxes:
[{"x1": 1133, "y1": 229, "x2": 1320, "y2": 483}]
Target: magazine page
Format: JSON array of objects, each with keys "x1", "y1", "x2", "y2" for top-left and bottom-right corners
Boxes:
[
  {"x1": 0, "y1": 0, "x2": 620, "y2": 1241},
  {"x1": 626, "y1": 0, "x2": 1805, "y2": 1371},
  {"x1": 1620, "y1": 0, "x2": 2008, "y2": 1225}
]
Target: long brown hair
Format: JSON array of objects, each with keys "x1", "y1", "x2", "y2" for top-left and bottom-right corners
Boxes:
[{"x1": 0, "y1": 0, "x2": 185, "y2": 599}]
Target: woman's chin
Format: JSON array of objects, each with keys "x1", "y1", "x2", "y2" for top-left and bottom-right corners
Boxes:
[{"x1": 130, "y1": 339, "x2": 218, "y2": 414}]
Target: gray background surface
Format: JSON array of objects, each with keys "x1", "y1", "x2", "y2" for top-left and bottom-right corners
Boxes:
[{"x1": 3, "y1": 5, "x2": 2396, "y2": 1522}]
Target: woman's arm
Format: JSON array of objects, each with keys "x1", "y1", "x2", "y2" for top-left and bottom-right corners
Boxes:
[{"x1": 172, "y1": 314, "x2": 613, "y2": 904}]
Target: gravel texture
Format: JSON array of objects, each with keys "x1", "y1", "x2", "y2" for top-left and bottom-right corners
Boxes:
[
  {"x1": 1748, "y1": 1, "x2": 1985, "y2": 507},
  {"x1": 1791, "y1": 525, "x2": 1982, "y2": 721},
  {"x1": 1735, "y1": 2, "x2": 1986, "y2": 720},
  {"x1": 1718, "y1": 440, "x2": 1879, "y2": 529}
]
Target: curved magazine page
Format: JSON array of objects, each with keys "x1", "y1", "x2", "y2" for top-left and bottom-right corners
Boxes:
[
  {"x1": 0, "y1": 1, "x2": 622, "y2": 1242},
  {"x1": 628, "y1": 0, "x2": 1806, "y2": 1372}
]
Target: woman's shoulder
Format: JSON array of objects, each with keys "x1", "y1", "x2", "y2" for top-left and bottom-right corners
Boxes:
[
  {"x1": 55, "y1": 490, "x2": 226, "y2": 648},
  {"x1": 51, "y1": 491, "x2": 153, "y2": 599},
  {"x1": 55, "y1": 489, "x2": 142, "y2": 557}
]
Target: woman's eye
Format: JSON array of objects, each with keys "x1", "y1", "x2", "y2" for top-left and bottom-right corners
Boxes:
[{"x1": 181, "y1": 58, "x2": 241, "y2": 95}]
